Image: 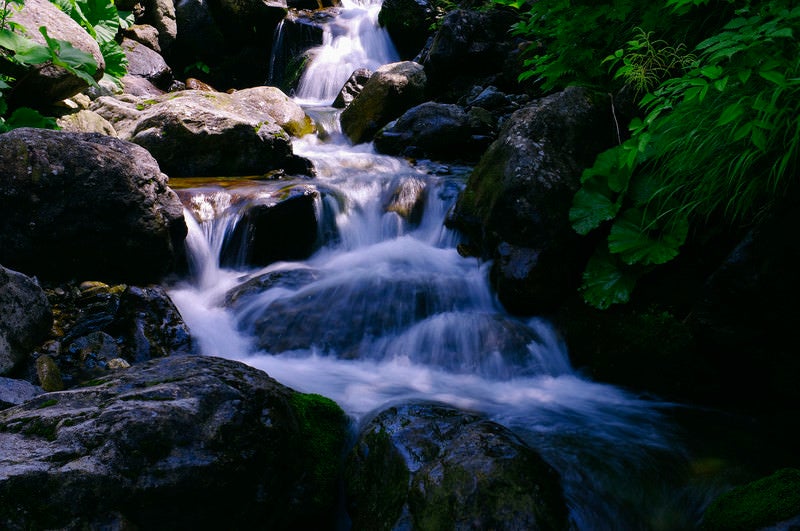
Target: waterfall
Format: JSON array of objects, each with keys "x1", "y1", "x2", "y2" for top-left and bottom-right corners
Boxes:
[
  {"x1": 293, "y1": 0, "x2": 399, "y2": 104},
  {"x1": 166, "y1": 2, "x2": 713, "y2": 527}
]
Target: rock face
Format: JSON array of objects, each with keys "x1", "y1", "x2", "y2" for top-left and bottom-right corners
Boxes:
[
  {"x1": 333, "y1": 68, "x2": 372, "y2": 109},
  {"x1": 4, "y1": 0, "x2": 105, "y2": 107},
  {"x1": 0, "y1": 355, "x2": 349, "y2": 530},
  {"x1": 0, "y1": 266, "x2": 52, "y2": 376},
  {"x1": 0, "y1": 128, "x2": 187, "y2": 284},
  {"x1": 92, "y1": 88, "x2": 314, "y2": 177},
  {"x1": 268, "y1": 12, "x2": 326, "y2": 92},
  {"x1": 345, "y1": 402, "x2": 569, "y2": 530},
  {"x1": 378, "y1": 0, "x2": 436, "y2": 59},
  {"x1": 340, "y1": 61, "x2": 427, "y2": 145},
  {"x1": 448, "y1": 87, "x2": 615, "y2": 314},
  {"x1": 374, "y1": 102, "x2": 491, "y2": 161},
  {"x1": 421, "y1": 9, "x2": 519, "y2": 100},
  {"x1": 0, "y1": 378, "x2": 43, "y2": 409}
]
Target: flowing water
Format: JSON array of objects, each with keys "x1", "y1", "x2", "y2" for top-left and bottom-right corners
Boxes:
[{"x1": 168, "y1": 0, "x2": 719, "y2": 527}]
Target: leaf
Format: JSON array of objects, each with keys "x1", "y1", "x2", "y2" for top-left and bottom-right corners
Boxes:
[
  {"x1": 100, "y1": 39, "x2": 127, "y2": 79},
  {"x1": 718, "y1": 102, "x2": 744, "y2": 126},
  {"x1": 0, "y1": 29, "x2": 52, "y2": 64},
  {"x1": 77, "y1": 0, "x2": 120, "y2": 44},
  {"x1": 580, "y1": 249, "x2": 639, "y2": 309},
  {"x1": 608, "y1": 208, "x2": 688, "y2": 265},
  {"x1": 759, "y1": 69, "x2": 787, "y2": 87},
  {"x1": 5, "y1": 107, "x2": 58, "y2": 129},
  {"x1": 40, "y1": 27, "x2": 97, "y2": 75},
  {"x1": 569, "y1": 184, "x2": 620, "y2": 235}
]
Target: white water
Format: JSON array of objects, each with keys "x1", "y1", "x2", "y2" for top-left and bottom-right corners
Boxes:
[
  {"x1": 167, "y1": 5, "x2": 710, "y2": 527},
  {"x1": 293, "y1": 0, "x2": 399, "y2": 104}
]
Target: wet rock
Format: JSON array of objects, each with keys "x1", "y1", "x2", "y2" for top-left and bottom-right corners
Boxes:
[
  {"x1": 3, "y1": 0, "x2": 105, "y2": 107},
  {"x1": 0, "y1": 355, "x2": 349, "y2": 530},
  {"x1": 333, "y1": 68, "x2": 372, "y2": 109},
  {"x1": 383, "y1": 176, "x2": 427, "y2": 224},
  {"x1": 35, "y1": 355, "x2": 64, "y2": 392},
  {"x1": 0, "y1": 266, "x2": 52, "y2": 376},
  {"x1": 268, "y1": 12, "x2": 327, "y2": 92},
  {"x1": 421, "y1": 9, "x2": 519, "y2": 100},
  {"x1": 378, "y1": 0, "x2": 437, "y2": 59},
  {"x1": 220, "y1": 185, "x2": 321, "y2": 268},
  {"x1": 374, "y1": 102, "x2": 491, "y2": 162},
  {"x1": 448, "y1": 87, "x2": 616, "y2": 314},
  {"x1": 345, "y1": 402, "x2": 568, "y2": 530},
  {"x1": 340, "y1": 61, "x2": 427, "y2": 144},
  {"x1": 224, "y1": 267, "x2": 322, "y2": 307},
  {"x1": 121, "y1": 37, "x2": 174, "y2": 90},
  {"x1": 0, "y1": 378, "x2": 43, "y2": 409},
  {"x1": 0, "y1": 128, "x2": 187, "y2": 283},
  {"x1": 91, "y1": 88, "x2": 313, "y2": 177}
]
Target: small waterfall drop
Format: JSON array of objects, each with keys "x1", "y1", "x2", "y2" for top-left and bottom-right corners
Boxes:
[
  {"x1": 166, "y1": 2, "x2": 716, "y2": 527},
  {"x1": 293, "y1": 0, "x2": 399, "y2": 104}
]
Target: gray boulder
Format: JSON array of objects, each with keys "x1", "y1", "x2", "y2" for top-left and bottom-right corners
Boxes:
[
  {"x1": 92, "y1": 88, "x2": 314, "y2": 177},
  {"x1": 0, "y1": 355, "x2": 349, "y2": 530},
  {"x1": 0, "y1": 377, "x2": 43, "y2": 409},
  {"x1": 374, "y1": 101, "x2": 491, "y2": 161},
  {"x1": 121, "y1": 37, "x2": 174, "y2": 90},
  {"x1": 345, "y1": 402, "x2": 568, "y2": 530},
  {"x1": 0, "y1": 128, "x2": 187, "y2": 283},
  {"x1": 4, "y1": 0, "x2": 105, "y2": 107},
  {"x1": 56, "y1": 109, "x2": 118, "y2": 135},
  {"x1": 122, "y1": 24, "x2": 162, "y2": 53},
  {"x1": 333, "y1": 68, "x2": 372, "y2": 109},
  {"x1": 340, "y1": 61, "x2": 427, "y2": 145},
  {"x1": 448, "y1": 87, "x2": 615, "y2": 314},
  {"x1": 0, "y1": 266, "x2": 52, "y2": 375}
]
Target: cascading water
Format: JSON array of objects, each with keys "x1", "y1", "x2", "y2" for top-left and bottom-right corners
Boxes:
[{"x1": 168, "y1": 2, "x2": 717, "y2": 527}]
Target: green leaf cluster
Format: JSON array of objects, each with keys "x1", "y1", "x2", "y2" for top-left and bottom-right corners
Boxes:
[{"x1": 569, "y1": 0, "x2": 800, "y2": 308}]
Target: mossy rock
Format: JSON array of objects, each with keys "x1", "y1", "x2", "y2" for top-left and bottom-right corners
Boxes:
[{"x1": 702, "y1": 468, "x2": 800, "y2": 530}]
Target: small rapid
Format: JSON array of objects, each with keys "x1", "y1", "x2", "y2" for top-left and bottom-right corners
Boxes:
[{"x1": 167, "y1": 1, "x2": 713, "y2": 526}]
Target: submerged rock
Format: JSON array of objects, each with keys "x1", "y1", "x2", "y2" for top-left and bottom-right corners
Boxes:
[
  {"x1": 0, "y1": 355, "x2": 349, "y2": 530},
  {"x1": 345, "y1": 402, "x2": 568, "y2": 530},
  {"x1": 448, "y1": 87, "x2": 615, "y2": 314},
  {"x1": 0, "y1": 128, "x2": 187, "y2": 284},
  {"x1": 92, "y1": 88, "x2": 314, "y2": 177},
  {"x1": 0, "y1": 266, "x2": 52, "y2": 376},
  {"x1": 340, "y1": 61, "x2": 427, "y2": 144}
]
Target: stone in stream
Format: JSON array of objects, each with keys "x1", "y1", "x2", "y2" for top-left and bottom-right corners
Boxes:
[
  {"x1": 340, "y1": 61, "x2": 427, "y2": 145},
  {"x1": 0, "y1": 355, "x2": 350, "y2": 530},
  {"x1": 333, "y1": 68, "x2": 373, "y2": 109},
  {"x1": 0, "y1": 266, "x2": 52, "y2": 376},
  {"x1": 91, "y1": 87, "x2": 314, "y2": 177},
  {"x1": 448, "y1": 87, "x2": 616, "y2": 314},
  {"x1": 345, "y1": 402, "x2": 569, "y2": 530}
]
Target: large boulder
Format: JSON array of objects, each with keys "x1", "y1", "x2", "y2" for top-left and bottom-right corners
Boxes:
[
  {"x1": 448, "y1": 87, "x2": 616, "y2": 314},
  {"x1": 0, "y1": 128, "x2": 187, "y2": 283},
  {"x1": 340, "y1": 61, "x2": 427, "y2": 145},
  {"x1": 91, "y1": 88, "x2": 314, "y2": 177},
  {"x1": 0, "y1": 377, "x2": 43, "y2": 409},
  {"x1": 3, "y1": 0, "x2": 105, "y2": 107},
  {"x1": 373, "y1": 101, "x2": 491, "y2": 162},
  {"x1": 345, "y1": 402, "x2": 568, "y2": 530},
  {"x1": 421, "y1": 8, "x2": 520, "y2": 100},
  {"x1": 0, "y1": 266, "x2": 52, "y2": 375},
  {"x1": 121, "y1": 37, "x2": 174, "y2": 90},
  {"x1": 0, "y1": 355, "x2": 349, "y2": 530},
  {"x1": 377, "y1": 0, "x2": 437, "y2": 60}
]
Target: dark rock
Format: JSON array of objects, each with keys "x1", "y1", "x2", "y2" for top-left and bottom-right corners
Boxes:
[
  {"x1": 3, "y1": 0, "x2": 105, "y2": 107},
  {"x1": 378, "y1": 0, "x2": 436, "y2": 59},
  {"x1": 333, "y1": 68, "x2": 372, "y2": 109},
  {"x1": 467, "y1": 85, "x2": 512, "y2": 111},
  {"x1": 134, "y1": 0, "x2": 177, "y2": 53},
  {"x1": 421, "y1": 9, "x2": 519, "y2": 101},
  {"x1": 219, "y1": 185, "x2": 321, "y2": 268},
  {"x1": 0, "y1": 378, "x2": 43, "y2": 409},
  {"x1": 121, "y1": 37, "x2": 174, "y2": 90},
  {"x1": 0, "y1": 129, "x2": 187, "y2": 284},
  {"x1": 120, "y1": 74, "x2": 166, "y2": 97},
  {"x1": 287, "y1": 0, "x2": 339, "y2": 9},
  {"x1": 185, "y1": 77, "x2": 216, "y2": 91},
  {"x1": 341, "y1": 61, "x2": 427, "y2": 144},
  {"x1": 345, "y1": 402, "x2": 568, "y2": 530},
  {"x1": 35, "y1": 354, "x2": 63, "y2": 392},
  {"x1": 374, "y1": 101, "x2": 491, "y2": 162},
  {"x1": 448, "y1": 87, "x2": 616, "y2": 314},
  {"x1": 224, "y1": 267, "x2": 322, "y2": 307},
  {"x1": 0, "y1": 355, "x2": 349, "y2": 530},
  {"x1": 0, "y1": 266, "x2": 52, "y2": 375}
]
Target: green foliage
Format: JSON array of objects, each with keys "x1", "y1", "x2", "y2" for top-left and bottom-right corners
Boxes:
[{"x1": 571, "y1": 0, "x2": 800, "y2": 308}]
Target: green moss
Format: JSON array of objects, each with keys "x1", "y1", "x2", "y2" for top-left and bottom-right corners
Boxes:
[
  {"x1": 35, "y1": 398, "x2": 59, "y2": 409},
  {"x1": 289, "y1": 393, "x2": 348, "y2": 511},
  {"x1": 702, "y1": 468, "x2": 800, "y2": 530}
]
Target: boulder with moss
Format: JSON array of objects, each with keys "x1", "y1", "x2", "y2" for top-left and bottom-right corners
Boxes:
[
  {"x1": 345, "y1": 402, "x2": 568, "y2": 530},
  {"x1": 92, "y1": 88, "x2": 314, "y2": 177},
  {"x1": 0, "y1": 355, "x2": 349, "y2": 530}
]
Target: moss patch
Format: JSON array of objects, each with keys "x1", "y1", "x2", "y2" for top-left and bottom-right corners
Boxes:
[{"x1": 702, "y1": 468, "x2": 800, "y2": 530}]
